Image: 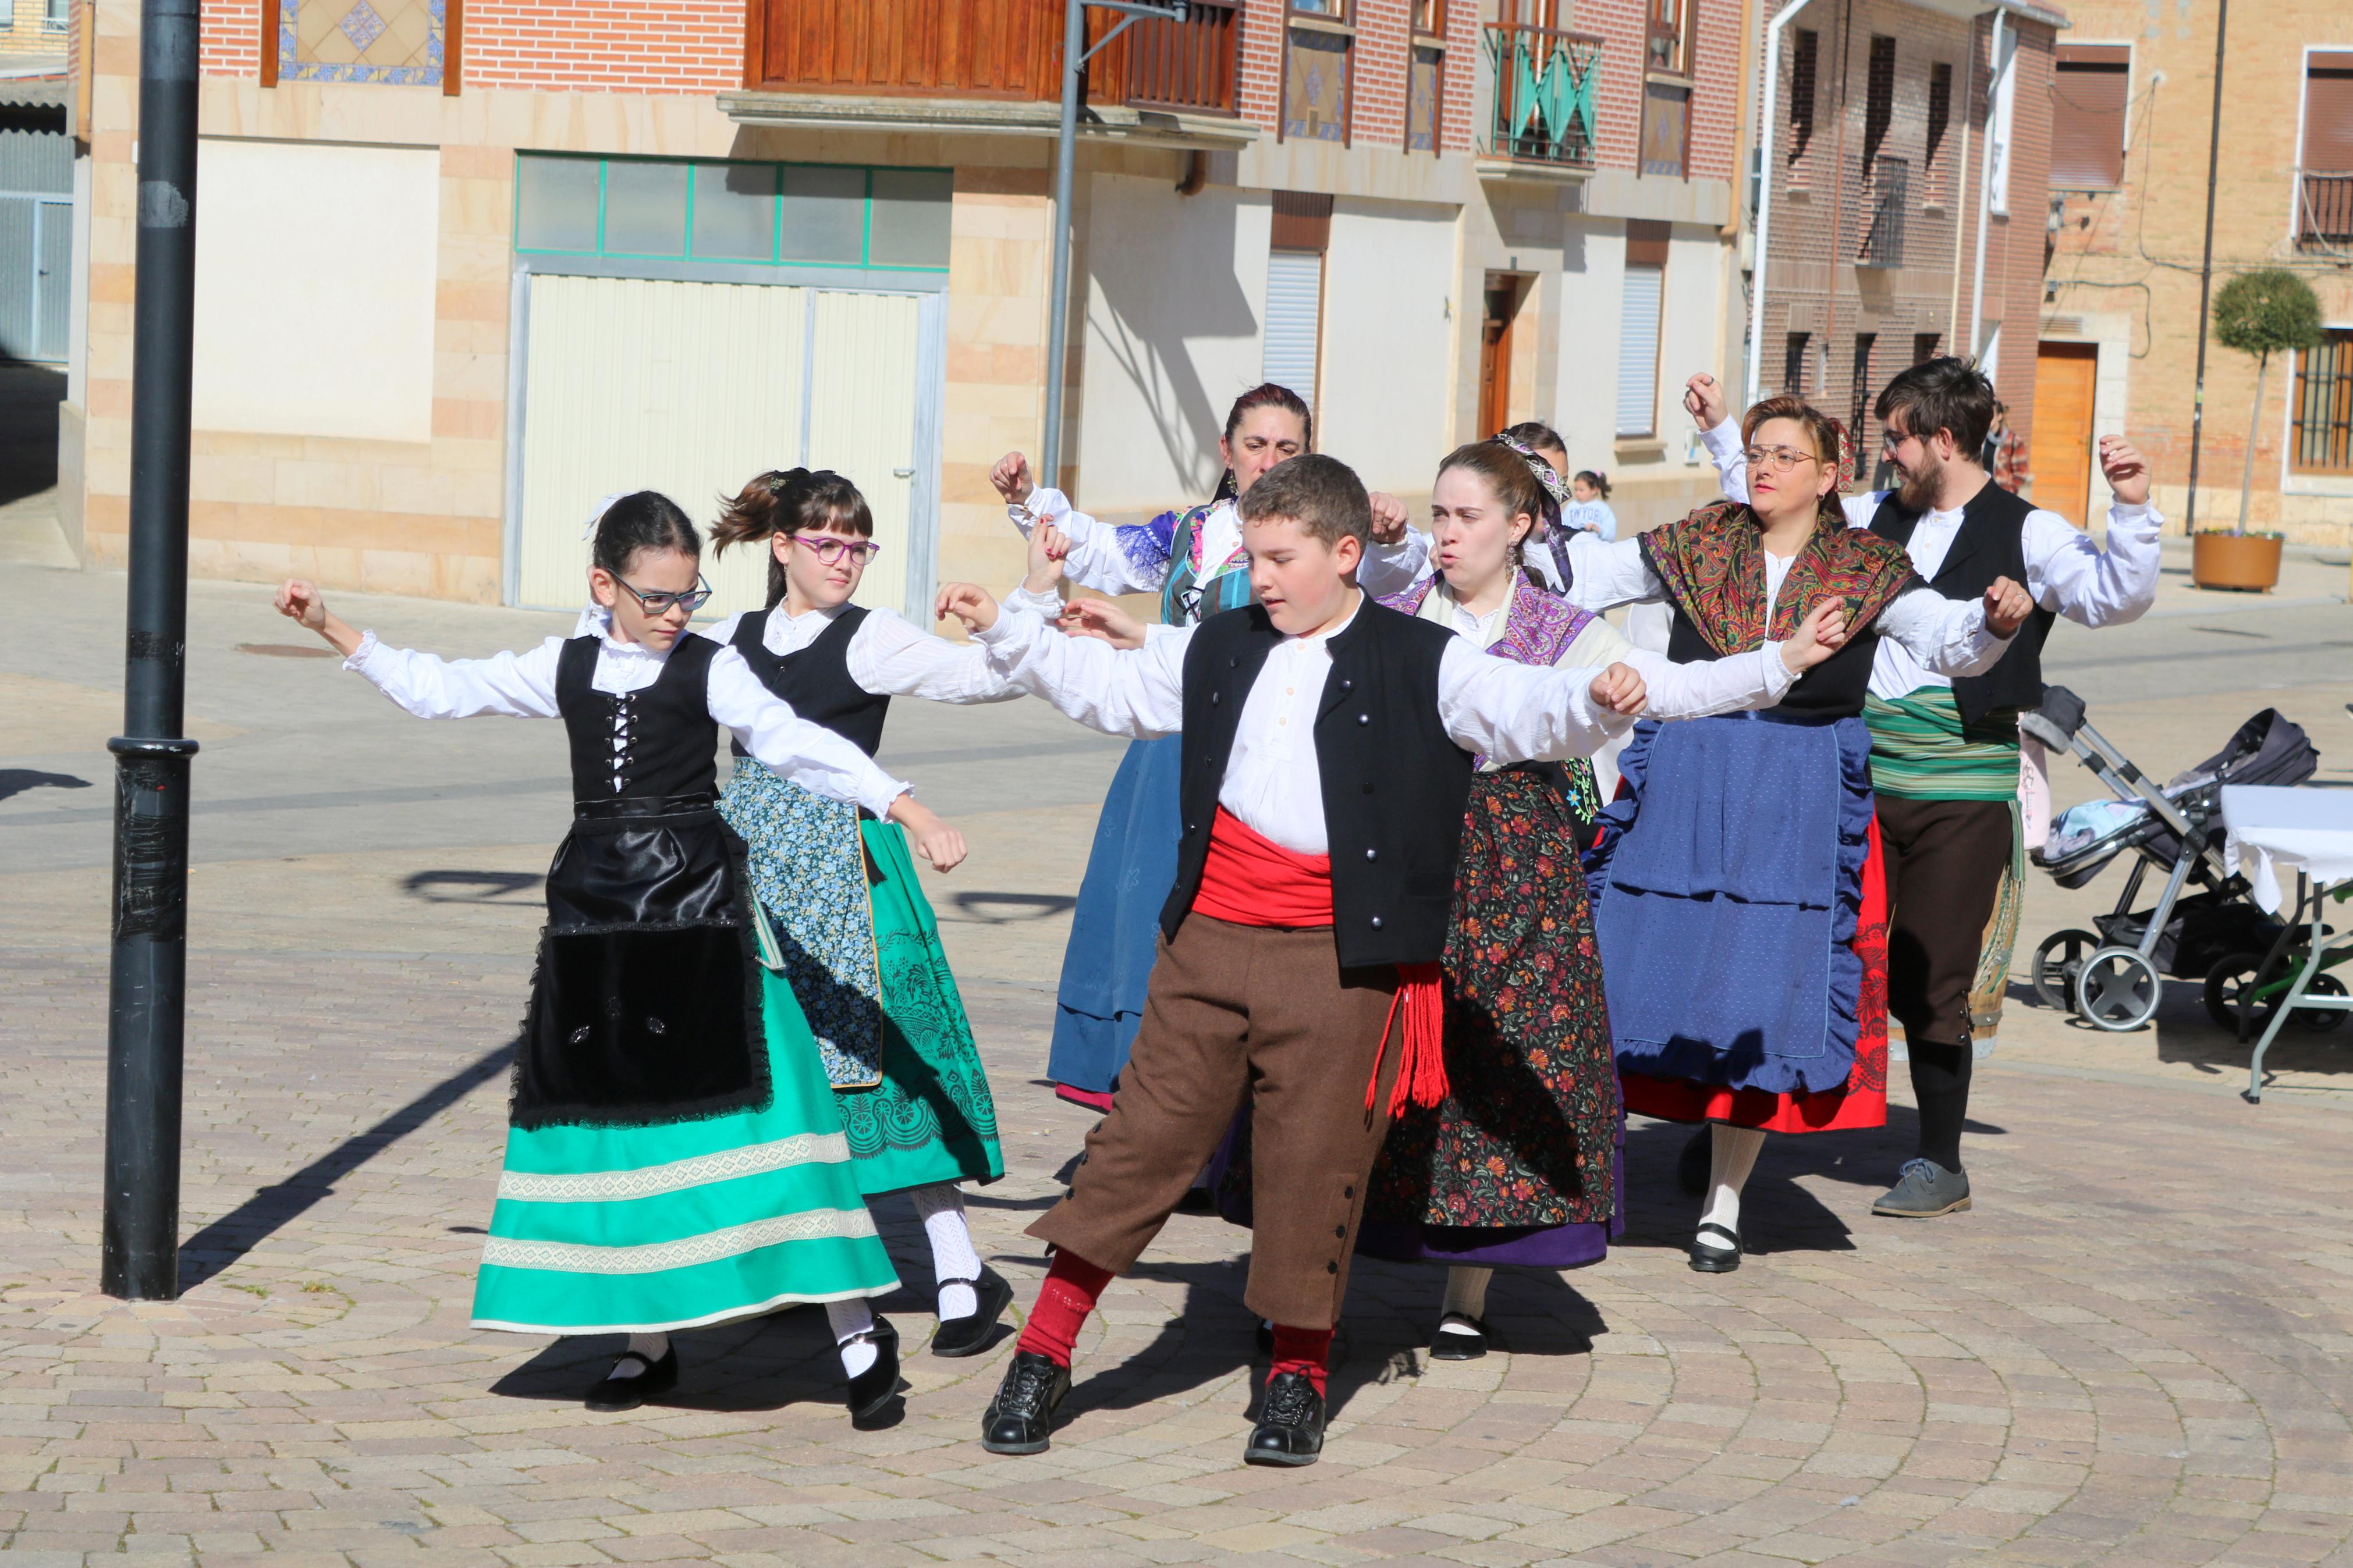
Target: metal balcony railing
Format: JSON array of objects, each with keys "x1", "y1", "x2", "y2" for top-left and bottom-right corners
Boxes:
[
  {"x1": 2298, "y1": 172, "x2": 2353, "y2": 250},
  {"x1": 1859, "y1": 157, "x2": 1908, "y2": 266},
  {"x1": 1483, "y1": 22, "x2": 1600, "y2": 168}
]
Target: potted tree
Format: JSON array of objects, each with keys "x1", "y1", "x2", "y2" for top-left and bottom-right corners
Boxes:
[{"x1": 2194, "y1": 269, "x2": 2324, "y2": 591}]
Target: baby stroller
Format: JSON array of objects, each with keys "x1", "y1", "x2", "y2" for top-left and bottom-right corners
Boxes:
[{"x1": 2022, "y1": 687, "x2": 2320, "y2": 1032}]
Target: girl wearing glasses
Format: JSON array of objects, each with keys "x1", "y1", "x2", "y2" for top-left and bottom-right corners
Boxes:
[
  {"x1": 1552, "y1": 397, "x2": 2034, "y2": 1274},
  {"x1": 984, "y1": 385, "x2": 1431, "y2": 1110},
  {"x1": 702, "y1": 468, "x2": 1048, "y2": 1361},
  {"x1": 1208, "y1": 437, "x2": 1847, "y2": 1359},
  {"x1": 273, "y1": 492, "x2": 967, "y2": 1420}
]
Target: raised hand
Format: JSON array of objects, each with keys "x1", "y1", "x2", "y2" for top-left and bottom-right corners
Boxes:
[
  {"x1": 2096, "y1": 435, "x2": 2152, "y2": 507},
  {"x1": 1023, "y1": 520, "x2": 1070, "y2": 594},
  {"x1": 887, "y1": 795, "x2": 968, "y2": 873},
  {"x1": 935, "y1": 582, "x2": 1002, "y2": 635},
  {"x1": 989, "y1": 451, "x2": 1035, "y2": 506},
  {"x1": 276, "y1": 578, "x2": 328, "y2": 631},
  {"x1": 1368, "y1": 490, "x2": 1411, "y2": 546},
  {"x1": 1590, "y1": 662, "x2": 1648, "y2": 716},
  {"x1": 1983, "y1": 576, "x2": 2035, "y2": 637},
  {"x1": 1781, "y1": 598, "x2": 1851, "y2": 673},
  {"x1": 1683, "y1": 371, "x2": 1729, "y2": 431},
  {"x1": 1057, "y1": 596, "x2": 1147, "y2": 650}
]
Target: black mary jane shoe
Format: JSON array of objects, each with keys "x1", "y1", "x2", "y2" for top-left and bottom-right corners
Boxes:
[
  {"x1": 981, "y1": 1350, "x2": 1071, "y2": 1455},
  {"x1": 844, "y1": 1319, "x2": 902, "y2": 1424},
  {"x1": 1687, "y1": 1221, "x2": 1742, "y2": 1274},
  {"x1": 1245, "y1": 1370, "x2": 1326, "y2": 1467},
  {"x1": 584, "y1": 1345, "x2": 679, "y2": 1413},
  {"x1": 930, "y1": 1267, "x2": 1014, "y2": 1359},
  {"x1": 1429, "y1": 1314, "x2": 1490, "y2": 1361}
]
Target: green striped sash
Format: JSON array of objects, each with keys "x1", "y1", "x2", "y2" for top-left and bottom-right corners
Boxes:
[{"x1": 1864, "y1": 688, "x2": 2021, "y2": 801}]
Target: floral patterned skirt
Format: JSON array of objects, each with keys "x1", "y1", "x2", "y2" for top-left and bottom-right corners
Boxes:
[{"x1": 1357, "y1": 770, "x2": 1623, "y2": 1261}]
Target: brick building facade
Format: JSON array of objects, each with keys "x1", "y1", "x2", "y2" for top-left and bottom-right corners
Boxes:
[{"x1": 2042, "y1": 0, "x2": 2353, "y2": 545}]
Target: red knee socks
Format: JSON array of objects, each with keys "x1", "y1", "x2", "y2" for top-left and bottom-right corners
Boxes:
[
  {"x1": 1014, "y1": 1251, "x2": 1115, "y2": 1367},
  {"x1": 1269, "y1": 1324, "x2": 1334, "y2": 1398}
]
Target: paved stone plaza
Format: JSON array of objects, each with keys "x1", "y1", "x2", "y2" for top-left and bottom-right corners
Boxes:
[{"x1": 4, "y1": 554, "x2": 2353, "y2": 1566}]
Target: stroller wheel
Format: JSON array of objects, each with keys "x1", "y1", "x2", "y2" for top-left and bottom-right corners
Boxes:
[
  {"x1": 2203, "y1": 951, "x2": 2273, "y2": 1033},
  {"x1": 2033, "y1": 929, "x2": 2103, "y2": 1012},
  {"x1": 2294, "y1": 973, "x2": 2347, "y2": 1033},
  {"x1": 2077, "y1": 947, "x2": 2163, "y2": 1032}
]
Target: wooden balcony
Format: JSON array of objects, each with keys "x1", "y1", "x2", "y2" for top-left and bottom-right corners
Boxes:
[
  {"x1": 1477, "y1": 22, "x2": 1602, "y2": 180},
  {"x1": 2298, "y1": 172, "x2": 2353, "y2": 250},
  {"x1": 727, "y1": 0, "x2": 1254, "y2": 145}
]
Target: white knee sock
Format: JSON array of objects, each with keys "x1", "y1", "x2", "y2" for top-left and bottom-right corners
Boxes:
[
  {"x1": 1439, "y1": 1266, "x2": 1493, "y2": 1332},
  {"x1": 1698, "y1": 1124, "x2": 1765, "y2": 1247},
  {"x1": 615, "y1": 1331, "x2": 669, "y2": 1374},
  {"x1": 825, "y1": 1299, "x2": 878, "y2": 1379},
  {"x1": 907, "y1": 1183, "x2": 982, "y2": 1320}
]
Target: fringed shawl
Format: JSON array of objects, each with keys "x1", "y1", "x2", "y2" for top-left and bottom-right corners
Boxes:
[{"x1": 1638, "y1": 500, "x2": 1920, "y2": 657}]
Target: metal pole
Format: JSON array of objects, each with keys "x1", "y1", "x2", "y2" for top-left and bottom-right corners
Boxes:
[
  {"x1": 101, "y1": 0, "x2": 202, "y2": 1302},
  {"x1": 1041, "y1": 0, "x2": 1085, "y2": 490},
  {"x1": 2182, "y1": 0, "x2": 2227, "y2": 533},
  {"x1": 1744, "y1": 0, "x2": 1812, "y2": 407},
  {"x1": 1966, "y1": 9, "x2": 2009, "y2": 364}
]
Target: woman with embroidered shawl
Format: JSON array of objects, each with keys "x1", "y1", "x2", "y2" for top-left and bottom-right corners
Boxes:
[
  {"x1": 698, "y1": 468, "x2": 1049, "y2": 1360},
  {"x1": 985, "y1": 385, "x2": 1431, "y2": 1108},
  {"x1": 1560, "y1": 397, "x2": 2033, "y2": 1272},
  {"x1": 1208, "y1": 438, "x2": 1848, "y2": 1359}
]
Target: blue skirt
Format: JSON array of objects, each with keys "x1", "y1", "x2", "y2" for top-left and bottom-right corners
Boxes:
[
  {"x1": 1047, "y1": 735, "x2": 1182, "y2": 1097},
  {"x1": 1590, "y1": 712, "x2": 1875, "y2": 1098}
]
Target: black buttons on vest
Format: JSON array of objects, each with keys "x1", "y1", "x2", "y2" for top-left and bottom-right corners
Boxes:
[
  {"x1": 1357, "y1": 713, "x2": 1370, "y2": 726},
  {"x1": 1362, "y1": 780, "x2": 1375, "y2": 794},
  {"x1": 1343, "y1": 1185, "x2": 1354, "y2": 1199},
  {"x1": 1326, "y1": 1261, "x2": 1339, "y2": 1274},
  {"x1": 1364, "y1": 848, "x2": 1378, "y2": 861},
  {"x1": 1369, "y1": 916, "x2": 1383, "y2": 930},
  {"x1": 1211, "y1": 691, "x2": 1222, "y2": 706},
  {"x1": 1230, "y1": 655, "x2": 1240, "y2": 667},
  {"x1": 1333, "y1": 1224, "x2": 1347, "y2": 1239},
  {"x1": 1186, "y1": 822, "x2": 1197, "y2": 836}
]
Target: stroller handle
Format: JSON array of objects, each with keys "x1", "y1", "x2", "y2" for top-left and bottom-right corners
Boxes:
[{"x1": 2032, "y1": 685, "x2": 2088, "y2": 740}]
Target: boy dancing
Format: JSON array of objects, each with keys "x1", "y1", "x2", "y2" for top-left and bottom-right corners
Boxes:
[{"x1": 935, "y1": 454, "x2": 1652, "y2": 1467}]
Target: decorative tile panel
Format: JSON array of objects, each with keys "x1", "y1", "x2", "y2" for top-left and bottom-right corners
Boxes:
[{"x1": 281, "y1": 0, "x2": 443, "y2": 85}]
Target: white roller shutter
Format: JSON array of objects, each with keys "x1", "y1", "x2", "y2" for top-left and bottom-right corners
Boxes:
[
  {"x1": 1615, "y1": 262, "x2": 1663, "y2": 437},
  {"x1": 1262, "y1": 248, "x2": 1325, "y2": 411}
]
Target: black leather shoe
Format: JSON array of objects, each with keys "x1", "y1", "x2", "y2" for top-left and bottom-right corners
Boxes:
[
  {"x1": 981, "y1": 1350, "x2": 1070, "y2": 1455},
  {"x1": 1688, "y1": 1221, "x2": 1742, "y2": 1273},
  {"x1": 584, "y1": 1344, "x2": 678, "y2": 1412},
  {"x1": 1245, "y1": 1370, "x2": 1326, "y2": 1466},
  {"x1": 844, "y1": 1319, "x2": 901, "y2": 1424},
  {"x1": 931, "y1": 1267, "x2": 1014, "y2": 1359},
  {"x1": 1430, "y1": 1314, "x2": 1488, "y2": 1361}
]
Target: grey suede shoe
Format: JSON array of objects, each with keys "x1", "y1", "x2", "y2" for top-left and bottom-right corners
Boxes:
[{"x1": 1872, "y1": 1158, "x2": 1972, "y2": 1218}]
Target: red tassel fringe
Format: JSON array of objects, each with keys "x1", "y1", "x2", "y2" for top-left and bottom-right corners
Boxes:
[{"x1": 1367, "y1": 962, "x2": 1447, "y2": 1115}]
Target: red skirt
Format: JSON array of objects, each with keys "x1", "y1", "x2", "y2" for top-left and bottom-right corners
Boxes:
[{"x1": 1620, "y1": 815, "x2": 1890, "y2": 1134}]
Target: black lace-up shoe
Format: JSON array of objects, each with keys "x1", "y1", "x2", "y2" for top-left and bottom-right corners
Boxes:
[
  {"x1": 1244, "y1": 1370, "x2": 1326, "y2": 1466},
  {"x1": 845, "y1": 1318, "x2": 902, "y2": 1424},
  {"x1": 931, "y1": 1267, "x2": 1014, "y2": 1358},
  {"x1": 584, "y1": 1345, "x2": 677, "y2": 1413},
  {"x1": 981, "y1": 1350, "x2": 1070, "y2": 1455}
]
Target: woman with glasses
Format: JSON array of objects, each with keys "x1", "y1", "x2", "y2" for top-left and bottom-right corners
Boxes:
[
  {"x1": 985, "y1": 385, "x2": 1431, "y2": 1110},
  {"x1": 1553, "y1": 397, "x2": 2034, "y2": 1272},
  {"x1": 271, "y1": 492, "x2": 966, "y2": 1419},
  {"x1": 701, "y1": 467, "x2": 1053, "y2": 1360}
]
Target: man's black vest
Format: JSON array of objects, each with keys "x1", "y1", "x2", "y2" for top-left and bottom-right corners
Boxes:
[
  {"x1": 1869, "y1": 480, "x2": 2054, "y2": 723},
  {"x1": 1165, "y1": 602, "x2": 1474, "y2": 970}
]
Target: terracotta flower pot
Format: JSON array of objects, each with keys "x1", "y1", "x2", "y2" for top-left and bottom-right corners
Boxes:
[{"x1": 2191, "y1": 531, "x2": 2283, "y2": 592}]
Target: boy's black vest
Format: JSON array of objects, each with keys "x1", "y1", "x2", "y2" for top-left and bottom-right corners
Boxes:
[
  {"x1": 1166, "y1": 602, "x2": 1474, "y2": 970},
  {"x1": 1868, "y1": 480, "x2": 2054, "y2": 723},
  {"x1": 727, "y1": 605, "x2": 892, "y2": 757}
]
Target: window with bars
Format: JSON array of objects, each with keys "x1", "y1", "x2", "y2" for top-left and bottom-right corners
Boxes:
[
  {"x1": 1850, "y1": 333, "x2": 1877, "y2": 440},
  {"x1": 1784, "y1": 331, "x2": 1811, "y2": 394},
  {"x1": 1862, "y1": 36, "x2": 1895, "y2": 167},
  {"x1": 2292, "y1": 329, "x2": 2353, "y2": 473},
  {"x1": 1862, "y1": 157, "x2": 1907, "y2": 265},
  {"x1": 2300, "y1": 53, "x2": 2353, "y2": 248},
  {"x1": 1925, "y1": 62, "x2": 1952, "y2": 200},
  {"x1": 1789, "y1": 30, "x2": 1819, "y2": 162}
]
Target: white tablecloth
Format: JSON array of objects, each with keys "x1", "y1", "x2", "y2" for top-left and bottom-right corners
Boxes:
[{"x1": 2220, "y1": 785, "x2": 2353, "y2": 914}]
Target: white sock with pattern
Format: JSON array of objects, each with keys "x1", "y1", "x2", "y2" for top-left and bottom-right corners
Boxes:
[
  {"x1": 613, "y1": 1332, "x2": 669, "y2": 1377},
  {"x1": 908, "y1": 1183, "x2": 982, "y2": 1320},
  {"x1": 1698, "y1": 1125, "x2": 1765, "y2": 1247},
  {"x1": 826, "y1": 1299, "x2": 878, "y2": 1379},
  {"x1": 1439, "y1": 1267, "x2": 1492, "y2": 1335}
]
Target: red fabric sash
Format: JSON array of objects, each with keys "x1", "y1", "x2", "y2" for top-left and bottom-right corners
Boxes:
[
  {"x1": 1194, "y1": 807, "x2": 1333, "y2": 926},
  {"x1": 1193, "y1": 809, "x2": 1449, "y2": 1112}
]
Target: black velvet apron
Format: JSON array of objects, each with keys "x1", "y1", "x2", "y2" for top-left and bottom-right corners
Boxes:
[{"x1": 512, "y1": 634, "x2": 771, "y2": 1130}]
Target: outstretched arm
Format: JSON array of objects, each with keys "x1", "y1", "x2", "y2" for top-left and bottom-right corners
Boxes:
[
  {"x1": 1439, "y1": 641, "x2": 1646, "y2": 763},
  {"x1": 2025, "y1": 436, "x2": 2163, "y2": 627},
  {"x1": 1555, "y1": 531, "x2": 1667, "y2": 612},
  {"x1": 708, "y1": 648, "x2": 917, "y2": 820},
  {"x1": 281, "y1": 578, "x2": 566, "y2": 719},
  {"x1": 1876, "y1": 579, "x2": 2024, "y2": 677},
  {"x1": 999, "y1": 474, "x2": 1175, "y2": 598},
  {"x1": 1614, "y1": 599, "x2": 1849, "y2": 719},
  {"x1": 938, "y1": 584, "x2": 1188, "y2": 739}
]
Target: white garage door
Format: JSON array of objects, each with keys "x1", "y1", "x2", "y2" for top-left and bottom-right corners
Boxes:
[{"x1": 516, "y1": 274, "x2": 929, "y2": 621}]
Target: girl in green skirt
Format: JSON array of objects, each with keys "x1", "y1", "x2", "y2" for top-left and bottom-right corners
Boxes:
[
  {"x1": 707, "y1": 469, "x2": 1032, "y2": 1357},
  {"x1": 275, "y1": 493, "x2": 970, "y2": 1418}
]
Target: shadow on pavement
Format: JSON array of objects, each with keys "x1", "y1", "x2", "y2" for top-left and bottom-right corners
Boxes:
[
  {"x1": 0, "y1": 364, "x2": 62, "y2": 509},
  {"x1": 0, "y1": 768, "x2": 91, "y2": 804},
  {"x1": 178, "y1": 1041, "x2": 514, "y2": 1291},
  {"x1": 488, "y1": 1307, "x2": 892, "y2": 1417}
]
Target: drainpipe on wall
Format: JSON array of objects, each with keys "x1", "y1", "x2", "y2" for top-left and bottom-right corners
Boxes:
[
  {"x1": 1744, "y1": 0, "x2": 1820, "y2": 407},
  {"x1": 1965, "y1": 7, "x2": 2014, "y2": 368}
]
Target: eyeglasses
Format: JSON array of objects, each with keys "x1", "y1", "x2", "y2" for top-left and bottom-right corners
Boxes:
[
  {"x1": 1742, "y1": 445, "x2": 1825, "y2": 475},
  {"x1": 611, "y1": 572, "x2": 714, "y2": 615},
  {"x1": 793, "y1": 535, "x2": 883, "y2": 566}
]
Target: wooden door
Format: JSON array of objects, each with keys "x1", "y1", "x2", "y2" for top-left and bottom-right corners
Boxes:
[
  {"x1": 2031, "y1": 342, "x2": 2099, "y2": 524},
  {"x1": 1478, "y1": 284, "x2": 1515, "y2": 438}
]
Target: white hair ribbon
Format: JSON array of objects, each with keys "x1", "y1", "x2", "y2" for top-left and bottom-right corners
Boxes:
[{"x1": 580, "y1": 493, "x2": 627, "y2": 542}]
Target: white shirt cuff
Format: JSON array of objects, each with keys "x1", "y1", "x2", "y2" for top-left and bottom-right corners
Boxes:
[
  {"x1": 343, "y1": 630, "x2": 384, "y2": 674},
  {"x1": 975, "y1": 605, "x2": 1045, "y2": 649}
]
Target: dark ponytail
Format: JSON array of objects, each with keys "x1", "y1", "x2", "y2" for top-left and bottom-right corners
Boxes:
[
  {"x1": 591, "y1": 492, "x2": 698, "y2": 577},
  {"x1": 1574, "y1": 470, "x2": 1612, "y2": 500},
  {"x1": 712, "y1": 467, "x2": 875, "y2": 609}
]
